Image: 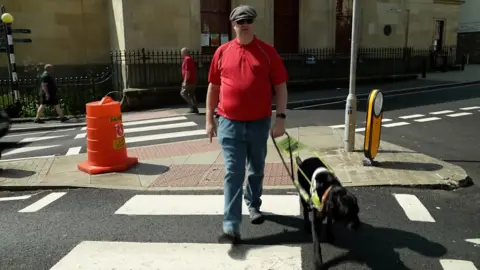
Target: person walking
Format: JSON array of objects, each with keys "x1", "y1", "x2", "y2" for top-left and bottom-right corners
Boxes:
[
  {"x1": 180, "y1": 47, "x2": 199, "y2": 114},
  {"x1": 34, "y1": 64, "x2": 68, "y2": 124},
  {"x1": 205, "y1": 4, "x2": 289, "y2": 244}
]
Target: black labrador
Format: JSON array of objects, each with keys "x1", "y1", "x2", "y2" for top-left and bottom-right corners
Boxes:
[{"x1": 296, "y1": 156, "x2": 361, "y2": 269}]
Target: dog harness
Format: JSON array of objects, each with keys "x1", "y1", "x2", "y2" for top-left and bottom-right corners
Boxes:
[{"x1": 272, "y1": 132, "x2": 336, "y2": 210}]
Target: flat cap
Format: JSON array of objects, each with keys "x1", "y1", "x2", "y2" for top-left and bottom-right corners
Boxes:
[{"x1": 229, "y1": 5, "x2": 257, "y2": 22}]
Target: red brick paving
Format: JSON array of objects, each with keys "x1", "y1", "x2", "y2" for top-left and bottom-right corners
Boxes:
[
  {"x1": 151, "y1": 163, "x2": 293, "y2": 188},
  {"x1": 127, "y1": 138, "x2": 221, "y2": 160}
]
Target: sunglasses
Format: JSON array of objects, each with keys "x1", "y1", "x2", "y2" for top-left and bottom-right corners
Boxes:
[{"x1": 236, "y1": 19, "x2": 254, "y2": 25}]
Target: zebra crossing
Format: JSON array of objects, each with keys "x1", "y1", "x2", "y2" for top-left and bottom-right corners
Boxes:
[
  {"x1": 0, "y1": 115, "x2": 206, "y2": 160},
  {"x1": 1, "y1": 188, "x2": 478, "y2": 269}
]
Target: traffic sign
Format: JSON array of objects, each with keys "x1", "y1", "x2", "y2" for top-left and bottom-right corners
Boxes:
[{"x1": 115, "y1": 123, "x2": 124, "y2": 138}]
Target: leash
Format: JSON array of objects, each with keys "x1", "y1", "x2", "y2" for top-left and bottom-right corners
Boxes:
[{"x1": 271, "y1": 131, "x2": 335, "y2": 210}]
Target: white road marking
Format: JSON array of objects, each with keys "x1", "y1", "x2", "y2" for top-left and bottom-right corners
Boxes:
[
  {"x1": 460, "y1": 106, "x2": 480, "y2": 111},
  {"x1": 399, "y1": 114, "x2": 424, "y2": 119},
  {"x1": 329, "y1": 124, "x2": 344, "y2": 129},
  {"x1": 414, "y1": 117, "x2": 441, "y2": 122},
  {"x1": 19, "y1": 135, "x2": 69, "y2": 143},
  {"x1": 65, "y1": 147, "x2": 82, "y2": 156},
  {"x1": 0, "y1": 194, "x2": 32, "y2": 201},
  {"x1": 447, "y1": 112, "x2": 473, "y2": 117},
  {"x1": 3, "y1": 145, "x2": 62, "y2": 156},
  {"x1": 0, "y1": 155, "x2": 55, "y2": 162},
  {"x1": 125, "y1": 130, "x2": 205, "y2": 144},
  {"x1": 123, "y1": 116, "x2": 189, "y2": 126},
  {"x1": 49, "y1": 241, "x2": 302, "y2": 270},
  {"x1": 18, "y1": 192, "x2": 67, "y2": 213},
  {"x1": 115, "y1": 195, "x2": 300, "y2": 216},
  {"x1": 383, "y1": 122, "x2": 410, "y2": 127},
  {"x1": 355, "y1": 127, "x2": 365, "y2": 132},
  {"x1": 465, "y1": 238, "x2": 480, "y2": 245},
  {"x1": 74, "y1": 133, "x2": 86, "y2": 139},
  {"x1": 439, "y1": 259, "x2": 478, "y2": 270},
  {"x1": 430, "y1": 110, "x2": 454, "y2": 115},
  {"x1": 362, "y1": 118, "x2": 392, "y2": 123},
  {"x1": 393, "y1": 194, "x2": 435, "y2": 222},
  {"x1": 4, "y1": 128, "x2": 75, "y2": 138}
]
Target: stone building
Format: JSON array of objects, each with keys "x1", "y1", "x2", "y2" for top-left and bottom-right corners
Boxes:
[
  {"x1": 1, "y1": 0, "x2": 462, "y2": 69},
  {"x1": 457, "y1": 0, "x2": 480, "y2": 63}
]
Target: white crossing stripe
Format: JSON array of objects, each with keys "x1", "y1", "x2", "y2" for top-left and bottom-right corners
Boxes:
[
  {"x1": 415, "y1": 117, "x2": 441, "y2": 122},
  {"x1": 18, "y1": 192, "x2": 67, "y2": 213},
  {"x1": 447, "y1": 112, "x2": 473, "y2": 117},
  {"x1": 125, "y1": 130, "x2": 205, "y2": 144},
  {"x1": 399, "y1": 114, "x2": 424, "y2": 119},
  {"x1": 383, "y1": 121, "x2": 410, "y2": 127},
  {"x1": 460, "y1": 106, "x2": 480, "y2": 111},
  {"x1": 123, "y1": 116, "x2": 189, "y2": 126},
  {"x1": 115, "y1": 195, "x2": 300, "y2": 216},
  {"x1": 74, "y1": 133, "x2": 86, "y2": 139},
  {"x1": 430, "y1": 110, "x2": 454, "y2": 115},
  {"x1": 66, "y1": 147, "x2": 82, "y2": 156},
  {"x1": 466, "y1": 238, "x2": 480, "y2": 245},
  {"x1": 355, "y1": 127, "x2": 365, "y2": 132},
  {"x1": 19, "y1": 135, "x2": 69, "y2": 143},
  {"x1": 393, "y1": 194, "x2": 435, "y2": 222},
  {"x1": 49, "y1": 241, "x2": 302, "y2": 270},
  {"x1": 0, "y1": 194, "x2": 32, "y2": 201},
  {"x1": 329, "y1": 124, "x2": 344, "y2": 129},
  {"x1": 124, "y1": 122, "x2": 197, "y2": 134},
  {"x1": 3, "y1": 145, "x2": 61, "y2": 156},
  {"x1": 439, "y1": 259, "x2": 478, "y2": 270},
  {"x1": 4, "y1": 128, "x2": 75, "y2": 138}
]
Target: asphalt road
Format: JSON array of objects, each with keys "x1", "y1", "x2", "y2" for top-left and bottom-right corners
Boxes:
[
  {"x1": 0, "y1": 187, "x2": 478, "y2": 269},
  {"x1": 0, "y1": 115, "x2": 207, "y2": 160}
]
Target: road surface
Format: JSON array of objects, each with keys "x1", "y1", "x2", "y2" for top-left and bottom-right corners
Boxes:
[{"x1": 0, "y1": 187, "x2": 478, "y2": 269}]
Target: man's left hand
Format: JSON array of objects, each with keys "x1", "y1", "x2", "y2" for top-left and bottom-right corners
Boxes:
[{"x1": 271, "y1": 119, "x2": 286, "y2": 138}]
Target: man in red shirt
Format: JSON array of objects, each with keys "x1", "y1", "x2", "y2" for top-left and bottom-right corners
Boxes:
[
  {"x1": 205, "y1": 5, "x2": 289, "y2": 244},
  {"x1": 180, "y1": 47, "x2": 199, "y2": 114}
]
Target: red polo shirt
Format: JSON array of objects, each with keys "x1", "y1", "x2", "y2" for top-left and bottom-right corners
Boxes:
[
  {"x1": 182, "y1": 55, "x2": 197, "y2": 84},
  {"x1": 208, "y1": 36, "x2": 288, "y2": 121}
]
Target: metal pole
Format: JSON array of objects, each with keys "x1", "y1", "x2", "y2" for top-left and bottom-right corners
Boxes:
[
  {"x1": 4, "y1": 22, "x2": 19, "y2": 101},
  {"x1": 344, "y1": 0, "x2": 359, "y2": 152}
]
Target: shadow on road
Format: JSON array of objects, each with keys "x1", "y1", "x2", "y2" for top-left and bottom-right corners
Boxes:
[
  {"x1": 376, "y1": 161, "x2": 443, "y2": 172},
  {"x1": 229, "y1": 214, "x2": 446, "y2": 269},
  {"x1": 0, "y1": 168, "x2": 36, "y2": 178}
]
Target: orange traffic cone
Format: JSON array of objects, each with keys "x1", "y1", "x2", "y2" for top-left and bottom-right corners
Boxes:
[{"x1": 77, "y1": 96, "x2": 138, "y2": 174}]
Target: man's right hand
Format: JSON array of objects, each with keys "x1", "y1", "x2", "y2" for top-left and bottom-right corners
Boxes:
[{"x1": 206, "y1": 120, "x2": 217, "y2": 143}]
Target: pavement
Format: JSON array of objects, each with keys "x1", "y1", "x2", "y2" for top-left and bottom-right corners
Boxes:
[{"x1": 0, "y1": 186, "x2": 478, "y2": 269}]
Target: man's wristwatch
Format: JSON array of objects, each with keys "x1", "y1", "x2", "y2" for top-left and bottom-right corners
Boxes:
[{"x1": 276, "y1": 113, "x2": 286, "y2": 119}]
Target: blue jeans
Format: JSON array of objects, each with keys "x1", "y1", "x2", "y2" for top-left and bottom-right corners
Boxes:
[{"x1": 217, "y1": 116, "x2": 271, "y2": 233}]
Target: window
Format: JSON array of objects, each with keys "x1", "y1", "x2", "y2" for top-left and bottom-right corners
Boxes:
[{"x1": 200, "y1": 0, "x2": 231, "y2": 54}]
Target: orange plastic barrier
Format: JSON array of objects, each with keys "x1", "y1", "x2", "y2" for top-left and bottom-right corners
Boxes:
[{"x1": 77, "y1": 96, "x2": 138, "y2": 174}]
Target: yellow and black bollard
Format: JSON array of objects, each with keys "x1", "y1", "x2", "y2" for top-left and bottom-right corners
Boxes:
[{"x1": 363, "y1": 89, "x2": 384, "y2": 166}]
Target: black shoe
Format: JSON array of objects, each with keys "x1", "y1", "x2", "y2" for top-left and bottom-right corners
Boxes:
[
  {"x1": 188, "y1": 107, "x2": 199, "y2": 114},
  {"x1": 218, "y1": 231, "x2": 241, "y2": 245},
  {"x1": 34, "y1": 118, "x2": 45, "y2": 124},
  {"x1": 249, "y1": 208, "x2": 265, "y2": 225},
  {"x1": 59, "y1": 116, "x2": 69, "y2": 122}
]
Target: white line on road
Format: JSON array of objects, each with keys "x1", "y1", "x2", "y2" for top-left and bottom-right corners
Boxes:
[
  {"x1": 49, "y1": 241, "x2": 302, "y2": 270},
  {"x1": 76, "y1": 122, "x2": 198, "y2": 139},
  {"x1": 383, "y1": 122, "x2": 410, "y2": 127},
  {"x1": 460, "y1": 106, "x2": 480, "y2": 111},
  {"x1": 447, "y1": 112, "x2": 473, "y2": 117},
  {"x1": 19, "y1": 135, "x2": 70, "y2": 143},
  {"x1": 66, "y1": 147, "x2": 82, "y2": 156},
  {"x1": 80, "y1": 116, "x2": 190, "y2": 130},
  {"x1": 430, "y1": 110, "x2": 454, "y2": 115},
  {"x1": 465, "y1": 238, "x2": 480, "y2": 245},
  {"x1": 399, "y1": 114, "x2": 424, "y2": 119},
  {"x1": 0, "y1": 194, "x2": 32, "y2": 201},
  {"x1": 439, "y1": 259, "x2": 478, "y2": 270},
  {"x1": 393, "y1": 194, "x2": 435, "y2": 222},
  {"x1": 74, "y1": 133, "x2": 86, "y2": 139},
  {"x1": 415, "y1": 117, "x2": 441, "y2": 122},
  {"x1": 115, "y1": 195, "x2": 300, "y2": 216},
  {"x1": 18, "y1": 192, "x2": 67, "y2": 213},
  {"x1": 3, "y1": 145, "x2": 62, "y2": 156},
  {"x1": 355, "y1": 127, "x2": 366, "y2": 132},
  {"x1": 125, "y1": 130, "x2": 206, "y2": 144},
  {"x1": 4, "y1": 128, "x2": 76, "y2": 138},
  {"x1": 329, "y1": 124, "x2": 344, "y2": 129}
]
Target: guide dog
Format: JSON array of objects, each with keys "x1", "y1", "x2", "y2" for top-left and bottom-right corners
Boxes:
[{"x1": 296, "y1": 156, "x2": 361, "y2": 268}]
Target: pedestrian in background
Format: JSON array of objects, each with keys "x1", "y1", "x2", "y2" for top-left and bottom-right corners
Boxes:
[
  {"x1": 205, "y1": 4, "x2": 289, "y2": 244},
  {"x1": 180, "y1": 47, "x2": 199, "y2": 114},
  {"x1": 34, "y1": 64, "x2": 68, "y2": 124}
]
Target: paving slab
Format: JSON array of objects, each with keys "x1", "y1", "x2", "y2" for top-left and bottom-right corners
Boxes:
[{"x1": 0, "y1": 125, "x2": 470, "y2": 191}]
